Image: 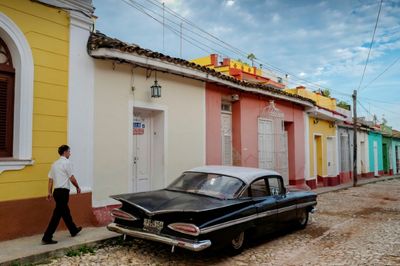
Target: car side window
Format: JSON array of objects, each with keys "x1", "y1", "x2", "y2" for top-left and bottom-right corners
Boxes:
[
  {"x1": 268, "y1": 177, "x2": 283, "y2": 195},
  {"x1": 250, "y1": 179, "x2": 268, "y2": 197}
]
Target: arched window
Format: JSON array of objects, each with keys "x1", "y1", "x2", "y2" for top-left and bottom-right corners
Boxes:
[{"x1": 0, "y1": 37, "x2": 14, "y2": 157}]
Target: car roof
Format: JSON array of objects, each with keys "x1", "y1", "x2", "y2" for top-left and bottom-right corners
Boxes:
[{"x1": 186, "y1": 165, "x2": 281, "y2": 185}]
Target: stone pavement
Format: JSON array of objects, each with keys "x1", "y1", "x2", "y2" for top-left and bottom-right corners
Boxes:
[{"x1": 0, "y1": 174, "x2": 399, "y2": 266}]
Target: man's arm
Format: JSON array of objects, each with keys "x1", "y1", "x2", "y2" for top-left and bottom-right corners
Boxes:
[
  {"x1": 47, "y1": 179, "x2": 53, "y2": 200},
  {"x1": 69, "y1": 175, "x2": 81, "y2": 194}
]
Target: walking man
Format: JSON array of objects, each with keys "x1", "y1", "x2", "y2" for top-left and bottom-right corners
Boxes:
[{"x1": 42, "y1": 145, "x2": 82, "y2": 244}]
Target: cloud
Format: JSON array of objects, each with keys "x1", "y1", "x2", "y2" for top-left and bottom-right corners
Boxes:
[
  {"x1": 93, "y1": 0, "x2": 400, "y2": 128},
  {"x1": 272, "y1": 13, "x2": 280, "y2": 23},
  {"x1": 226, "y1": 0, "x2": 234, "y2": 7}
]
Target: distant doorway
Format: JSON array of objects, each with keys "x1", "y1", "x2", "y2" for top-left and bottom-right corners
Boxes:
[
  {"x1": 383, "y1": 143, "x2": 388, "y2": 174},
  {"x1": 314, "y1": 135, "x2": 323, "y2": 178}
]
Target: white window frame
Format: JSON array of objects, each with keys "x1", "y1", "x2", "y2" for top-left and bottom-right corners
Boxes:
[{"x1": 0, "y1": 12, "x2": 34, "y2": 173}]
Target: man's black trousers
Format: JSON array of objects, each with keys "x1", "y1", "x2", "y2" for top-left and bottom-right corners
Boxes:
[{"x1": 43, "y1": 188, "x2": 79, "y2": 241}]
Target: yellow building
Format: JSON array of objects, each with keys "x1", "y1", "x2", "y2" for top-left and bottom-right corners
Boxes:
[
  {"x1": 0, "y1": 0, "x2": 94, "y2": 240},
  {"x1": 285, "y1": 86, "x2": 347, "y2": 188},
  {"x1": 191, "y1": 54, "x2": 287, "y2": 89}
]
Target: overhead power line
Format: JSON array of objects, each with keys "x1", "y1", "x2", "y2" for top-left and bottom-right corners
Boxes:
[
  {"x1": 123, "y1": 0, "x2": 352, "y2": 96},
  {"x1": 357, "y1": 0, "x2": 383, "y2": 92},
  {"x1": 360, "y1": 55, "x2": 400, "y2": 91}
]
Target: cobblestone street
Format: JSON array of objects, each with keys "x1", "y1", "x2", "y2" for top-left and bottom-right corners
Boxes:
[{"x1": 44, "y1": 179, "x2": 400, "y2": 266}]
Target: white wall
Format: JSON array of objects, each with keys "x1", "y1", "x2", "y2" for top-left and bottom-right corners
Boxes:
[
  {"x1": 357, "y1": 130, "x2": 369, "y2": 174},
  {"x1": 67, "y1": 12, "x2": 94, "y2": 193},
  {"x1": 93, "y1": 61, "x2": 206, "y2": 206}
]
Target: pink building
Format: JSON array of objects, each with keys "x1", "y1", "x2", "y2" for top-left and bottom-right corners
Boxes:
[{"x1": 205, "y1": 83, "x2": 313, "y2": 186}]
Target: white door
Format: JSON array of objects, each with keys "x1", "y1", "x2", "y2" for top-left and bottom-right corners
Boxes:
[
  {"x1": 327, "y1": 137, "x2": 336, "y2": 176},
  {"x1": 258, "y1": 118, "x2": 274, "y2": 169},
  {"x1": 360, "y1": 141, "x2": 366, "y2": 173},
  {"x1": 133, "y1": 115, "x2": 151, "y2": 192},
  {"x1": 373, "y1": 140, "x2": 379, "y2": 176},
  {"x1": 221, "y1": 113, "x2": 232, "y2": 165},
  {"x1": 279, "y1": 131, "x2": 289, "y2": 185},
  {"x1": 340, "y1": 134, "x2": 349, "y2": 173}
]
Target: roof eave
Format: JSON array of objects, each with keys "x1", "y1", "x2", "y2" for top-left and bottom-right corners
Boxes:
[{"x1": 89, "y1": 48, "x2": 314, "y2": 108}]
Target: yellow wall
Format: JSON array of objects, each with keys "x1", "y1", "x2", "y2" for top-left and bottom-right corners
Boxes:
[
  {"x1": 308, "y1": 118, "x2": 336, "y2": 177},
  {"x1": 0, "y1": 0, "x2": 69, "y2": 201},
  {"x1": 191, "y1": 56, "x2": 212, "y2": 66},
  {"x1": 285, "y1": 88, "x2": 337, "y2": 111}
]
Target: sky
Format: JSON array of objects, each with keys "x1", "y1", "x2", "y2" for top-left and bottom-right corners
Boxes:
[{"x1": 93, "y1": 0, "x2": 400, "y2": 129}]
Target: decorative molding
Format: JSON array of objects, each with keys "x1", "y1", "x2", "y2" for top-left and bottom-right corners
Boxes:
[
  {"x1": 0, "y1": 160, "x2": 34, "y2": 174},
  {"x1": 0, "y1": 12, "x2": 34, "y2": 162}
]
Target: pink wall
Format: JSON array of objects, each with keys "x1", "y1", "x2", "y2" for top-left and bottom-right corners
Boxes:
[
  {"x1": 206, "y1": 86, "x2": 222, "y2": 165},
  {"x1": 205, "y1": 83, "x2": 306, "y2": 184}
]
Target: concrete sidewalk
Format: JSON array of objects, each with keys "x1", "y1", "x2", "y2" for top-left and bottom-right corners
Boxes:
[
  {"x1": 0, "y1": 227, "x2": 119, "y2": 265},
  {"x1": 1, "y1": 174, "x2": 399, "y2": 266}
]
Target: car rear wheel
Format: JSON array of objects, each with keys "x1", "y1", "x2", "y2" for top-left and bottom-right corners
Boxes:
[
  {"x1": 297, "y1": 208, "x2": 309, "y2": 229},
  {"x1": 229, "y1": 231, "x2": 245, "y2": 254}
]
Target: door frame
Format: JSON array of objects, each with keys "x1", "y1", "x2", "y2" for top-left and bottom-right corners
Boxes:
[
  {"x1": 326, "y1": 136, "x2": 337, "y2": 177},
  {"x1": 313, "y1": 133, "x2": 323, "y2": 179},
  {"x1": 128, "y1": 100, "x2": 167, "y2": 193}
]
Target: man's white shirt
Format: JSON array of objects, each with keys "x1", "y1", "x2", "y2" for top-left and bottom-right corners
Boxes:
[{"x1": 48, "y1": 156, "x2": 73, "y2": 190}]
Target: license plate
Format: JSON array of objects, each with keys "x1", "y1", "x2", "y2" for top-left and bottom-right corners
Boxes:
[{"x1": 143, "y1": 219, "x2": 164, "y2": 233}]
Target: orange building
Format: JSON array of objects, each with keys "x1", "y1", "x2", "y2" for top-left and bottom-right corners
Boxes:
[{"x1": 191, "y1": 54, "x2": 286, "y2": 89}]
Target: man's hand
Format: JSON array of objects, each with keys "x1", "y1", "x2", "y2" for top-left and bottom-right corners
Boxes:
[
  {"x1": 47, "y1": 192, "x2": 52, "y2": 201},
  {"x1": 77, "y1": 187, "x2": 81, "y2": 194}
]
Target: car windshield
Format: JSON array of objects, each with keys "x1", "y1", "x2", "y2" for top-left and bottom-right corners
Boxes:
[{"x1": 167, "y1": 172, "x2": 246, "y2": 199}]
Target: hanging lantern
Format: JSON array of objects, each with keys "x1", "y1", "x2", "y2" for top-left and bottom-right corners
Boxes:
[{"x1": 151, "y1": 71, "x2": 162, "y2": 98}]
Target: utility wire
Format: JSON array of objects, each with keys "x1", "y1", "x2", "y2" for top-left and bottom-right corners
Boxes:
[
  {"x1": 139, "y1": 0, "x2": 352, "y2": 95},
  {"x1": 357, "y1": 0, "x2": 383, "y2": 92},
  {"x1": 360, "y1": 55, "x2": 400, "y2": 91},
  {"x1": 122, "y1": 0, "x2": 230, "y2": 57}
]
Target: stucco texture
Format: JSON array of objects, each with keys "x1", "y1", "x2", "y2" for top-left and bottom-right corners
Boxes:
[
  {"x1": 93, "y1": 61, "x2": 205, "y2": 205},
  {"x1": 0, "y1": 0, "x2": 69, "y2": 201}
]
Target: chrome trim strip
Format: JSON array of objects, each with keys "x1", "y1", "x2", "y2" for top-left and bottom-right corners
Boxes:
[
  {"x1": 277, "y1": 205, "x2": 297, "y2": 214},
  {"x1": 200, "y1": 209, "x2": 276, "y2": 234},
  {"x1": 200, "y1": 214, "x2": 259, "y2": 234},
  {"x1": 107, "y1": 223, "x2": 211, "y2": 252},
  {"x1": 200, "y1": 201, "x2": 317, "y2": 234},
  {"x1": 297, "y1": 201, "x2": 317, "y2": 209}
]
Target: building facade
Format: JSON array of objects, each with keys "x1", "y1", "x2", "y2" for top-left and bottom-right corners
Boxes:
[
  {"x1": 392, "y1": 130, "x2": 400, "y2": 175},
  {"x1": 368, "y1": 130, "x2": 384, "y2": 177},
  {"x1": 0, "y1": 0, "x2": 95, "y2": 240},
  {"x1": 285, "y1": 86, "x2": 347, "y2": 188},
  {"x1": 205, "y1": 83, "x2": 312, "y2": 187}
]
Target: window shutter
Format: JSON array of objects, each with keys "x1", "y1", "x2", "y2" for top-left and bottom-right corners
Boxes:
[{"x1": 0, "y1": 74, "x2": 14, "y2": 157}]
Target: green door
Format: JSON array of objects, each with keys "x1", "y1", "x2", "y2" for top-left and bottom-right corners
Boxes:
[{"x1": 382, "y1": 143, "x2": 388, "y2": 173}]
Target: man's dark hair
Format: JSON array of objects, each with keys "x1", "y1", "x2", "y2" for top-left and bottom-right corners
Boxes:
[{"x1": 58, "y1": 145, "x2": 70, "y2": 156}]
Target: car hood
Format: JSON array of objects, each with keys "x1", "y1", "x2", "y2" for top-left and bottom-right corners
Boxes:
[{"x1": 111, "y1": 189, "x2": 246, "y2": 214}]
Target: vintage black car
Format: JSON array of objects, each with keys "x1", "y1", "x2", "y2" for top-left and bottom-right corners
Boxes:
[{"x1": 107, "y1": 166, "x2": 317, "y2": 253}]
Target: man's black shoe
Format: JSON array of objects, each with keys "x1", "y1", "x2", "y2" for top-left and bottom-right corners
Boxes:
[
  {"x1": 42, "y1": 239, "x2": 58, "y2": 245},
  {"x1": 71, "y1": 226, "x2": 82, "y2": 237}
]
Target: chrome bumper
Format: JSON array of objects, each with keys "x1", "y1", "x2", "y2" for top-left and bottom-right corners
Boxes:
[{"x1": 107, "y1": 223, "x2": 211, "y2": 252}]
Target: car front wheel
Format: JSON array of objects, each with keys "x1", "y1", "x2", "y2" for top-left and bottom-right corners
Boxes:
[
  {"x1": 297, "y1": 208, "x2": 309, "y2": 229},
  {"x1": 229, "y1": 231, "x2": 245, "y2": 254}
]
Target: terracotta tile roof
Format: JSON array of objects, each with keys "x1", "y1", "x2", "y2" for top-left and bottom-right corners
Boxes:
[
  {"x1": 392, "y1": 130, "x2": 400, "y2": 139},
  {"x1": 87, "y1": 32, "x2": 315, "y2": 105}
]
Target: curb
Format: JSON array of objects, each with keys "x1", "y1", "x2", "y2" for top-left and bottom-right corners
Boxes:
[
  {"x1": 1, "y1": 235, "x2": 120, "y2": 266},
  {"x1": 314, "y1": 175, "x2": 400, "y2": 195}
]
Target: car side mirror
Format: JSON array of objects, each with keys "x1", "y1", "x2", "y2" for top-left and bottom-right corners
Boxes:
[{"x1": 281, "y1": 187, "x2": 287, "y2": 195}]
